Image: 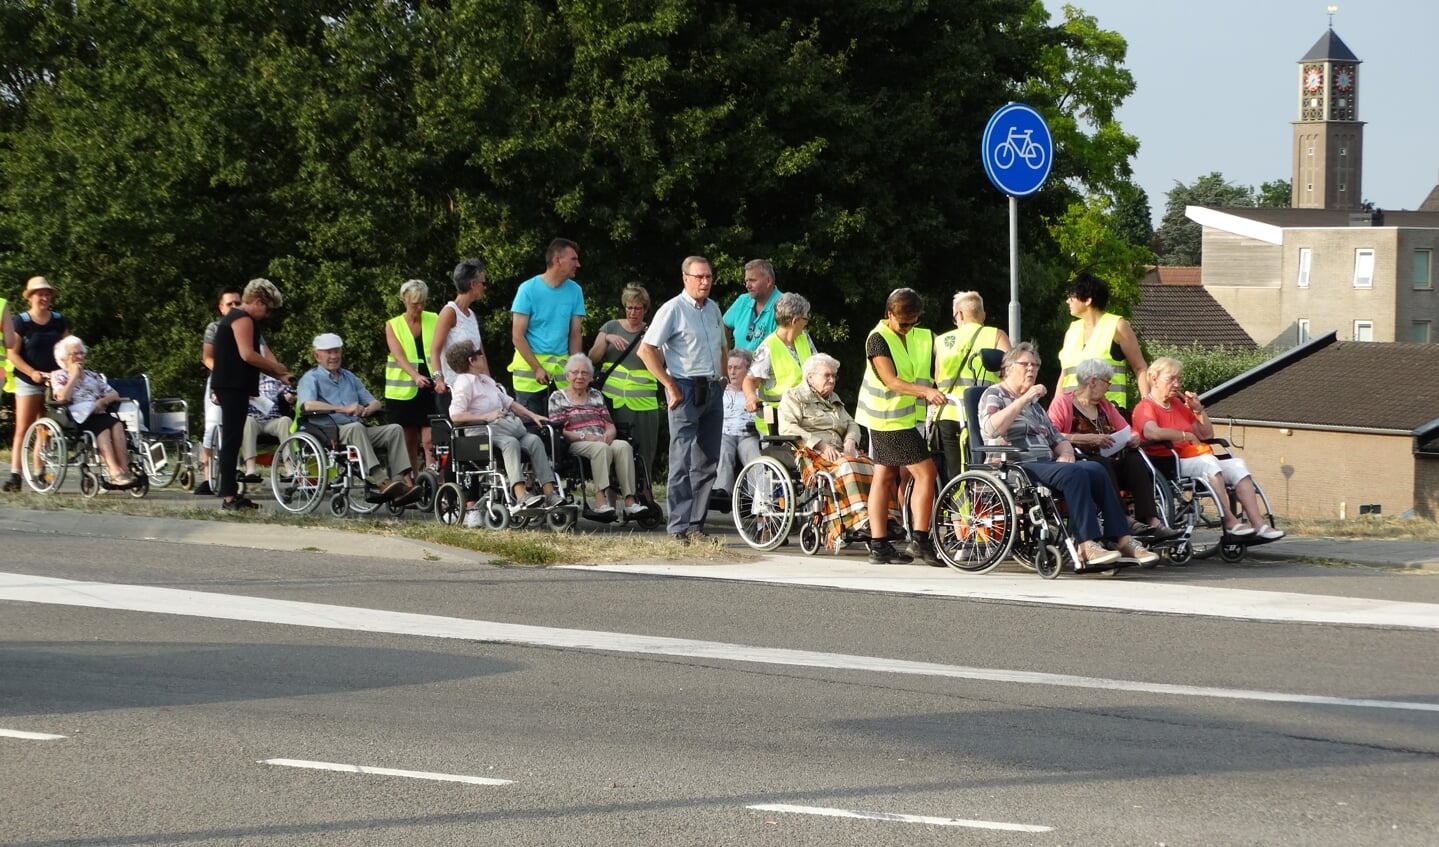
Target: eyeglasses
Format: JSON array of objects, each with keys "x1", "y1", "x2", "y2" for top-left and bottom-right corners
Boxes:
[
  {"x1": 1012, "y1": 360, "x2": 1040, "y2": 370},
  {"x1": 684, "y1": 272, "x2": 714, "y2": 281},
  {"x1": 566, "y1": 370, "x2": 591, "y2": 377}
]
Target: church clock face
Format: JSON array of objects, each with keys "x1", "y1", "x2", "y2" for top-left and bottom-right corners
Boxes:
[
  {"x1": 1335, "y1": 66, "x2": 1354, "y2": 91},
  {"x1": 1303, "y1": 65, "x2": 1324, "y2": 92}
]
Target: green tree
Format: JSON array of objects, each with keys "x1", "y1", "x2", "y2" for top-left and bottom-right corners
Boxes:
[
  {"x1": 1154, "y1": 172, "x2": 1257, "y2": 266},
  {"x1": 1257, "y1": 178, "x2": 1292, "y2": 208}
]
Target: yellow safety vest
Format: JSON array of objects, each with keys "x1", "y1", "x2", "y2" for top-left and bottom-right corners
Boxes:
[
  {"x1": 753, "y1": 331, "x2": 813, "y2": 433},
  {"x1": 603, "y1": 361, "x2": 659, "y2": 412},
  {"x1": 384, "y1": 311, "x2": 438, "y2": 400},
  {"x1": 933, "y1": 324, "x2": 1001, "y2": 422},
  {"x1": 1058, "y1": 312, "x2": 1130, "y2": 407},
  {"x1": 856, "y1": 322, "x2": 932, "y2": 432},
  {"x1": 1, "y1": 297, "x2": 13, "y2": 393},
  {"x1": 509, "y1": 350, "x2": 569, "y2": 394}
]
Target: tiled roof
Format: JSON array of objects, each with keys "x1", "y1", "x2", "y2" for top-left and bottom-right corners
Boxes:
[
  {"x1": 1207, "y1": 341, "x2": 1439, "y2": 431},
  {"x1": 1142, "y1": 266, "x2": 1202, "y2": 286},
  {"x1": 1301, "y1": 29, "x2": 1359, "y2": 62},
  {"x1": 1133, "y1": 279, "x2": 1256, "y2": 351}
]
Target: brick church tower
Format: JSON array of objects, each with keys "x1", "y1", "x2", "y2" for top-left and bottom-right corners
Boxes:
[{"x1": 1291, "y1": 28, "x2": 1363, "y2": 210}]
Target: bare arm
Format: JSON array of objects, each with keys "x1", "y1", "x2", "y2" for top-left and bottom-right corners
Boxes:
[
  {"x1": 202, "y1": 341, "x2": 216, "y2": 372},
  {"x1": 511, "y1": 313, "x2": 545, "y2": 381},
  {"x1": 569, "y1": 314, "x2": 583, "y2": 356},
  {"x1": 1115, "y1": 318, "x2": 1150, "y2": 398},
  {"x1": 871, "y1": 354, "x2": 946, "y2": 404},
  {"x1": 232, "y1": 316, "x2": 290, "y2": 382},
  {"x1": 637, "y1": 342, "x2": 681, "y2": 410}
]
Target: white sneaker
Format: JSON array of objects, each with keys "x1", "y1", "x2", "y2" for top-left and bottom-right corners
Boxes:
[
  {"x1": 1226, "y1": 522, "x2": 1256, "y2": 537},
  {"x1": 463, "y1": 509, "x2": 483, "y2": 528},
  {"x1": 624, "y1": 502, "x2": 647, "y2": 517},
  {"x1": 592, "y1": 503, "x2": 616, "y2": 516}
]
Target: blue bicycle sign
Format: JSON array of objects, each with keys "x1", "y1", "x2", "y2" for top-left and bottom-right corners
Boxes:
[{"x1": 981, "y1": 103, "x2": 1053, "y2": 197}]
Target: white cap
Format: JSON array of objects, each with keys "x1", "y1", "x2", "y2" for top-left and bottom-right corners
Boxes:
[{"x1": 312, "y1": 332, "x2": 344, "y2": 350}]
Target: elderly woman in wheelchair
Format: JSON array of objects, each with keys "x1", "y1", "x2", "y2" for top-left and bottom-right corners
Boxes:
[
  {"x1": 47, "y1": 336, "x2": 143, "y2": 490},
  {"x1": 1133, "y1": 357, "x2": 1283, "y2": 543},
  {"x1": 975, "y1": 343, "x2": 1157, "y2": 569},
  {"x1": 549, "y1": 354, "x2": 647, "y2": 520},
  {"x1": 446, "y1": 340, "x2": 562, "y2": 526}
]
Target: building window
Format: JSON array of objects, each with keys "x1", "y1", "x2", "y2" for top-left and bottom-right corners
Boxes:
[
  {"x1": 1353, "y1": 249, "x2": 1375, "y2": 288},
  {"x1": 1416, "y1": 249, "x2": 1434, "y2": 290},
  {"x1": 1297, "y1": 248, "x2": 1312, "y2": 288},
  {"x1": 1298, "y1": 319, "x2": 1311, "y2": 344},
  {"x1": 1354, "y1": 320, "x2": 1374, "y2": 341},
  {"x1": 1413, "y1": 321, "x2": 1432, "y2": 343}
]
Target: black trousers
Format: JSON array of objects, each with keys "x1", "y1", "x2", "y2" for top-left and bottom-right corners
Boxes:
[{"x1": 214, "y1": 387, "x2": 249, "y2": 499}]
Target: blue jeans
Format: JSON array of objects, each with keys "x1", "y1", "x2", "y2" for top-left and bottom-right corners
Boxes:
[
  {"x1": 1020, "y1": 459, "x2": 1129, "y2": 544},
  {"x1": 666, "y1": 378, "x2": 723, "y2": 534}
]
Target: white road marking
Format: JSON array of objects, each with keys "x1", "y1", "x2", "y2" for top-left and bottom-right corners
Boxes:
[
  {"x1": 748, "y1": 803, "x2": 1052, "y2": 832},
  {"x1": 0, "y1": 728, "x2": 67, "y2": 740},
  {"x1": 261, "y1": 758, "x2": 511, "y2": 785},
  {"x1": 2, "y1": 571, "x2": 1437, "y2": 715},
  {"x1": 566, "y1": 558, "x2": 1439, "y2": 630}
]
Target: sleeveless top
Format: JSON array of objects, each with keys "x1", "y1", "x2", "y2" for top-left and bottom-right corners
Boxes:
[{"x1": 438, "y1": 300, "x2": 483, "y2": 387}]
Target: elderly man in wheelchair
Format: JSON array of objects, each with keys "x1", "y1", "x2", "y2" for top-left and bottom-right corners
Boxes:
[
  {"x1": 294, "y1": 333, "x2": 423, "y2": 508},
  {"x1": 24, "y1": 335, "x2": 145, "y2": 493},
  {"x1": 932, "y1": 343, "x2": 1158, "y2": 576}
]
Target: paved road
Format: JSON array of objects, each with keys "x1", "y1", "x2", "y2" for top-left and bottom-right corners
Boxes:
[{"x1": 2, "y1": 513, "x2": 1437, "y2": 845}]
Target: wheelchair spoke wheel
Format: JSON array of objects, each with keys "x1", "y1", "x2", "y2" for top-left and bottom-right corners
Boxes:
[
  {"x1": 21, "y1": 418, "x2": 67, "y2": 494},
  {"x1": 79, "y1": 469, "x2": 100, "y2": 498},
  {"x1": 733, "y1": 456, "x2": 794, "y2": 551},
  {"x1": 271, "y1": 432, "x2": 327, "y2": 514},
  {"x1": 433, "y1": 482, "x2": 463, "y2": 525},
  {"x1": 127, "y1": 475, "x2": 150, "y2": 498},
  {"x1": 346, "y1": 471, "x2": 382, "y2": 516},
  {"x1": 932, "y1": 470, "x2": 1015, "y2": 574}
]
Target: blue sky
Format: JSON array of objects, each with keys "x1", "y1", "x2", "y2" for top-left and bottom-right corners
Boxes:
[{"x1": 1059, "y1": 0, "x2": 1439, "y2": 221}]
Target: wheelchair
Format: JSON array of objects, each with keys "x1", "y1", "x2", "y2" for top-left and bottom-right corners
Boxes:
[
  {"x1": 548, "y1": 420, "x2": 664, "y2": 529},
  {"x1": 430, "y1": 416, "x2": 580, "y2": 530},
  {"x1": 111, "y1": 375, "x2": 196, "y2": 490},
  {"x1": 268, "y1": 414, "x2": 407, "y2": 517},
  {"x1": 20, "y1": 398, "x2": 149, "y2": 498},
  {"x1": 1142, "y1": 438, "x2": 1279, "y2": 565},
  {"x1": 732, "y1": 433, "x2": 875, "y2": 554},
  {"x1": 929, "y1": 380, "x2": 1146, "y2": 579}
]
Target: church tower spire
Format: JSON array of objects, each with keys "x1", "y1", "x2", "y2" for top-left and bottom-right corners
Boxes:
[{"x1": 1292, "y1": 25, "x2": 1364, "y2": 209}]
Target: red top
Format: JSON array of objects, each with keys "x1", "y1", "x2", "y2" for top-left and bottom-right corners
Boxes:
[{"x1": 1132, "y1": 397, "x2": 1213, "y2": 458}]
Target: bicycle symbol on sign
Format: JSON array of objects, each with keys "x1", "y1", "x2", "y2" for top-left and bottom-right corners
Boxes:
[{"x1": 992, "y1": 126, "x2": 1047, "y2": 171}]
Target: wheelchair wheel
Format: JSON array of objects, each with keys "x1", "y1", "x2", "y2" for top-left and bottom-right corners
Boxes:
[
  {"x1": 413, "y1": 469, "x2": 440, "y2": 512},
  {"x1": 345, "y1": 471, "x2": 382, "y2": 516},
  {"x1": 329, "y1": 493, "x2": 350, "y2": 517},
  {"x1": 127, "y1": 475, "x2": 149, "y2": 499},
  {"x1": 1219, "y1": 541, "x2": 1246, "y2": 563},
  {"x1": 433, "y1": 482, "x2": 463, "y2": 525},
  {"x1": 1034, "y1": 543, "x2": 1064, "y2": 580},
  {"x1": 798, "y1": 521, "x2": 822, "y2": 555},
  {"x1": 547, "y1": 507, "x2": 577, "y2": 532},
  {"x1": 733, "y1": 456, "x2": 794, "y2": 551},
  {"x1": 271, "y1": 431, "x2": 328, "y2": 514},
  {"x1": 482, "y1": 500, "x2": 512, "y2": 531},
  {"x1": 1165, "y1": 539, "x2": 1194, "y2": 565},
  {"x1": 79, "y1": 469, "x2": 100, "y2": 498},
  {"x1": 177, "y1": 466, "x2": 195, "y2": 490},
  {"x1": 632, "y1": 457, "x2": 663, "y2": 530},
  {"x1": 932, "y1": 470, "x2": 1016, "y2": 574},
  {"x1": 21, "y1": 418, "x2": 67, "y2": 494},
  {"x1": 207, "y1": 428, "x2": 223, "y2": 497}
]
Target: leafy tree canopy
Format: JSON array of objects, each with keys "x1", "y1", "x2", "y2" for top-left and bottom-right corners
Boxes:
[
  {"x1": 1154, "y1": 171, "x2": 1290, "y2": 266},
  {"x1": 0, "y1": 0, "x2": 1141, "y2": 403}
]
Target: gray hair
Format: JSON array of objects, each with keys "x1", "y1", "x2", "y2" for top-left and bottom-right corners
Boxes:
[
  {"x1": 400, "y1": 278, "x2": 429, "y2": 305},
  {"x1": 1073, "y1": 358, "x2": 1114, "y2": 384},
  {"x1": 681, "y1": 255, "x2": 711, "y2": 276},
  {"x1": 774, "y1": 292, "x2": 811, "y2": 326},
  {"x1": 564, "y1": 353, "x2": 594, "y2": 376},
  {"x1": 952, "y1": 290, "x2": 984, "y2": 318},
  {"x1": 1150, "y1": 356, "x2": 1183, "y2": 382},
  {"x1": 802, "y1": 352, "x2": 840, "y2": 378},
  {"x1": 728, "y1": 347, "x2": 755, "y2": 368},
  {"x1": 243, "y1": 277, "x2": 283, "y2": 309},
  {"x1": 744, "y1": 258, "x2": 774, "y2": 282},
  {"x1": 54, "y1": 335, "x2": 86, "y2": 363},
  {"x1": 1000, "y1": 341, "x2": 1041, "y2": 372}
]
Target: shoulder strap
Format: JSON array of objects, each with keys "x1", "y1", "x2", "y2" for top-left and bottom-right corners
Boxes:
[
  {"x1": 594, "y1": 323, "x2": 644, "y2": 389},
  {"x1": 940, "y1": 324, "x2": 985, "y2": 395}
]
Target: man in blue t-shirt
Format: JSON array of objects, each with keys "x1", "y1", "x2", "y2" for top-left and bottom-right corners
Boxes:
[
  {"x1": 509, "y1": 238, "x2": 586, "y2": 414},
  {"x1": 722, "y1": 258, "x2": 782, "y2": 352}
]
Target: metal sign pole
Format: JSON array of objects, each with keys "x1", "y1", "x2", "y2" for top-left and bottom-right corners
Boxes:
[{"x1": 1008, "y1": 194, "x2": 1020, "y2": 341}]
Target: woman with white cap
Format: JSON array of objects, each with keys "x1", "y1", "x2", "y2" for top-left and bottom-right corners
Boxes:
[{"x1": 6, "y1": 276, "x2": 70, "y2": 492}]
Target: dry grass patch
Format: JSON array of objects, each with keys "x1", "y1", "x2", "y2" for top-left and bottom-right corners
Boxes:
[{"x1": 1279, "y1": 515, "x2": 1439, "y2": 542}]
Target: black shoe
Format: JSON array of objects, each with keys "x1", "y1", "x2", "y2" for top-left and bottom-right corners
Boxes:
[
  {"x1": 868, "y1": 539, "x2": 914, "y2": 565},
  {"x1": 907, "y1": 535, "x2": 945, "y2": 567},
  {"x1": 239, "y1": 472, "x2": 262, "y2": 485},
  {"x1": 1147, "y1": 524, "x2": 1185, "y2": 541},
  {"x1": 222, "y1": 496, "x2": 259, "y2": 511},
  {"x1": 3, "y1": 472, "x2": 21, "y2": 493},
  {"x1": 193, "y1": 480, "x2": 214, "y2": 496}
]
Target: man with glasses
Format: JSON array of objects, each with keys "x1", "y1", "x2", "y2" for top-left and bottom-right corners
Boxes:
[
  {"x1": 509, "y1": 238, "x2": 586, "y2": 415},
  {"x1": 722, "y1": 259, "x2": 782, "y2": 352},
  {"x1": 638, "y1": 256, "x2": 727, "y2": 544}
]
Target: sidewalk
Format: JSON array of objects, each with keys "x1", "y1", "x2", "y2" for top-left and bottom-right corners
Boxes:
[{"x1": 1245, "y1": 536, "x2": 1439, "y2": 571}]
